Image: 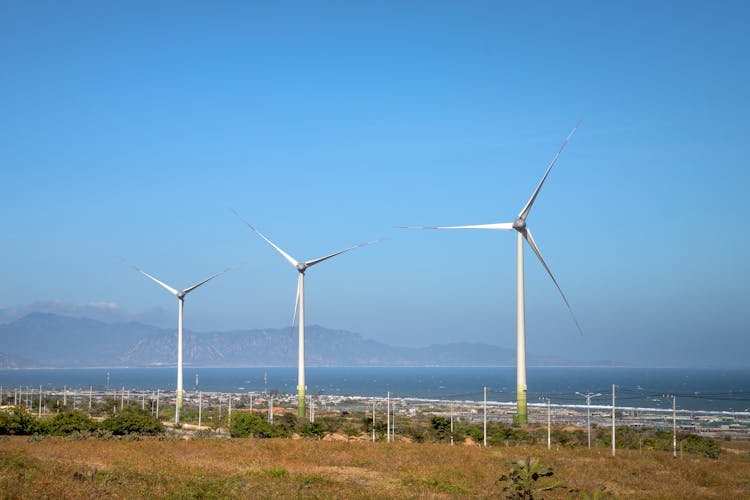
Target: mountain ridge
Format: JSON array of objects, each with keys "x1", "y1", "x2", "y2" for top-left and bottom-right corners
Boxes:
[{"x1": 0, "y1": 312, "x2": 610, "y2": 368}]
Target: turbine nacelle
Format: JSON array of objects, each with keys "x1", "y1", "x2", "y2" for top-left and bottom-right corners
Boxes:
[{"x1": 512, "y1": 218, "x2": 527, "y2": 231}]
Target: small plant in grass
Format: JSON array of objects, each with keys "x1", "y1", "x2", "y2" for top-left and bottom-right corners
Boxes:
[
  {"x1": 193, "y1": 428, "x2": 214, "y2": 439},
  {"x1": 571, "y1": 485, "x2": 614, "y2": 499},
  {"x1": 497, "y1": 456, "x2": 562, "y2": 499}
]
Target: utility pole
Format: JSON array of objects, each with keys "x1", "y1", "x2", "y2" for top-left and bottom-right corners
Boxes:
[
  {"x1": 450, "y1": 401, "x2": 454, "y2": 446},
  {"x1": 386, "y1": 392, "x2": 391, "y2": 443},
  {"x1": 672, "y1": 394, "x2": 677, "y2": 458},
  {"x1": 576, "y1": 391, "x2": 602, "y2": 449},
  {"x1": 394, "y1": 401, "x2": 398, "y2": 441},
  {"x1": 483, "y1": 386, "x2": 487, "y2": 448},
  {"x1": 228, "y1": 395, "x2": 232, "y2": 426},
  {"x1": 547, "y1": 398, "x2": 551, "y2": 450},
  {"x1": 611, "y1": 384, "x2": 616, "y2": 457},
  {"x1": 198, "y1": 391, "x2": 202, "y2": 428}
]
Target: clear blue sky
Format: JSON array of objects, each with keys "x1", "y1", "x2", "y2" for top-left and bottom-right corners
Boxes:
[{"x1": 1, "y1": 1, "x2": 748, "y2": 367}]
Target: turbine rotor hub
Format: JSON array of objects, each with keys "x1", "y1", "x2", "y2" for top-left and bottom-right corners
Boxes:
[
  {"x1": 512, "y1": 218, "x2": 526, "y2": 230},
  {"x1": 296, "y1": 263, "x2": 307, "y2": 273},
  {"x1": 177, "y1": 291, "x2": 186, "y2": 299}
]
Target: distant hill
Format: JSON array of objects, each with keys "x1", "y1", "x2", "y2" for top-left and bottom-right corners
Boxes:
[
  {"x1": 0, "y1": 351, "x2": 37, "y2": 369},
  {"x1": 0, "y1": 313, "x2": 162, "y2": 367},
  {"x1": 0, "y1": 313, "x2": 586, "y2": 368}
]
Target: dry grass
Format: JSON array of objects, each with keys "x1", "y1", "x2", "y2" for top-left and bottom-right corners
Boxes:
[{"x1": 1, "y1": 436, "x2": 748, "y2": 498}]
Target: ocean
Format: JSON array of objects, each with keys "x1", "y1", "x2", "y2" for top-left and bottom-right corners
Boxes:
[{"x1": 1, "y1": 367, "x2": 748, "y2": 412}]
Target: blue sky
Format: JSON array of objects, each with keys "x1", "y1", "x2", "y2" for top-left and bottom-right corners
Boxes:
[{"x1": 1, "y1": 1, "x2": 748, "y2": 367}]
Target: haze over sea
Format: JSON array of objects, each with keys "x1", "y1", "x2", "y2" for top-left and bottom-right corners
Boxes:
[{"x1": 2, "y1": 367, "x2": 748, "y2": 413}]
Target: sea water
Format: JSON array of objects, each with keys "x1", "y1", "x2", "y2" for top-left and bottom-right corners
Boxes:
[{"x1": 1, "y1": 367, "x2": 748, "y2": 412}]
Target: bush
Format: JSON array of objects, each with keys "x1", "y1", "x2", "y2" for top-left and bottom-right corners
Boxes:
[
  {"x1": 230, "y1": 412, "x2": 274, "y2": 438},
  {"x1": 300, "y1": 421, "x2": 326, "y2": 440},
  {"x1": 681, "y1": 434, "x2": 720, "y2": 459},
  {"x1": 272, "y1": 412, "x2": 298, "y2": 438},
  {"x1": 47, "y1": 411, "x2": 97, "y2": 436},
  {"x1": 430, "y1": 416, "x2": 451, "y2": 442},
  {"x1": 102, "y1": 407, "x2": 165, "y2": 435},
  {"x1": 0, "y1": 406, "x2": 44, "y2": 435}
]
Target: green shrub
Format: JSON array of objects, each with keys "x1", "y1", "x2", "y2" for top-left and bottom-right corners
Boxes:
[
  {"x1": 47, "y1": 411, "x2": 97, "y2": 436},
  {"x1": 230, "y1": 412, "x2": 274, "y2": 438},
  {"x1": 300, "y1": 421, "x2": 326, "y2": 440},
  {"x1": 681, "y1": 434, "x2": 720, "y2": 459},
  {"x1": 271, "y1": 412, "x2": 298, "y2": 438},
  {"x1": 430, "y1": 416, "x2": 451, "y2": 442},
  {"x1": 0, "y1": 406, "x2": 44, "y2": 435},
  {"x1": 102, "y1": 407, "x2": 165, "y2": 435}
]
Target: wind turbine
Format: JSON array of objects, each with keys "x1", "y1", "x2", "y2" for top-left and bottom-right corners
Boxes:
[
  {"x1": 399, "y1": 122, "x2": 583, "y2": 425},
  {"x1": 133, "y1": 265, "x2": 231, "y2": 424},
  {"x1": 233, "y1": 210, "x2": 376, "y2": 417}
]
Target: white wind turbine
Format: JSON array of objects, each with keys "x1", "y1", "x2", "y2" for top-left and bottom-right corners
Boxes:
[
  {"x1": 233, "y1": 210, "x2": 376, "y2": 417},
  {"x1": 399, "y1": 122, "x2": 583, "y2": 425},
  {"x1": 133, "y1": 265, "x2": 231, "y2": 424}
]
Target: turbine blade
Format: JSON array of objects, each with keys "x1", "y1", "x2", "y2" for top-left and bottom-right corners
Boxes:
[
  {"x1": 231, "y1": 209, "x2": 299, "y2": 268},
  {"x1": 304, "y1": 239, "x2": 380, "y2": 268},
  {"x1": 133, "y1": 266, "x2": 180, "y2": 297},
  {"x1": 182, "y1": 267, "x2": 232, "y2": 295},
  {"x1": 291, "y1": 274, "x2": 301, "y2": 333},
  {"x1": 395, "y1": 223, "x2": 513, "y2": 231},
  {"x1": 522, "y1": 228, "x2": 583, "y2": 335},
  {"x1": 518, "y1": 119, "x2": 582, "y2": 220}
]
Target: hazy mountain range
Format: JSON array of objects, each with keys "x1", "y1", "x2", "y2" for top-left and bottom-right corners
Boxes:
[{"x1": 0, "y1": 312, "x2": 610, "y2": 369}]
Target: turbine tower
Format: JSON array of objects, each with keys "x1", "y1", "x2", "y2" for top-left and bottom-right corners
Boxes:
[
  {"x1": 134, "y1": 265, "x2": 230, "y2": 424},
  {"x1": 234, "y1": 210, "x2": 375, "y2": 417},
  {"x1": 400, "y1": 122, "x2": 583, "y2": 424}
]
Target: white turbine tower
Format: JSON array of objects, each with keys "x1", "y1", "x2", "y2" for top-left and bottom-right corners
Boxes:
[
  {"x1": 233, "y1": 210, "x2": 375, "y2": 417},
  {"x1": 400, "y1": 122, "x2": 583, "y2": 425},
  {"x1": 134, "y1": 265, "x2": 231, "y2": 424}
]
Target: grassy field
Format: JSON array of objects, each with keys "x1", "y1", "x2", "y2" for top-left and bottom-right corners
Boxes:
[{"x1": 1, "y1": 435, "x2": 748, "y2": 499}]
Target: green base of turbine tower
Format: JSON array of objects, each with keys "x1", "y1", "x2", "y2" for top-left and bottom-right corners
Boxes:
[
  {"x1": 516, "y1": 385, "x2": 528, "y2": 425},
  {"x1": 176, "y1": 388, "x2": 184, "y2": 423},
  {"x1": 297, "y1": 385, "x2": 306, "y2": 418}
]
